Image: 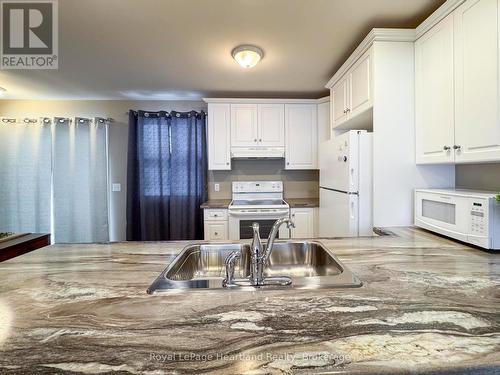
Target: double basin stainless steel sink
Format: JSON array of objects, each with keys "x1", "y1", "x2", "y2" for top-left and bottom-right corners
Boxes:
[{"x1": 147, "y1": 241, "x2": 362, "y2": 293}]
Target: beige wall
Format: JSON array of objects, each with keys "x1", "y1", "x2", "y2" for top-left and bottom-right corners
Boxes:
[
  {"x1": 208, "y1": 159, "x2": 319, "y2": 199},
  {"x1": 455, "y1": 164, "x2": 500, "y2": 191},
  {"x1": 0, "y1": 99, "x2": 319, "y2": 241}
]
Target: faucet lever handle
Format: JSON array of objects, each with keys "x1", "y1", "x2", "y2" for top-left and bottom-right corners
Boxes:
[{"x1": 223, "y1": 251, "x2": 241, "y2": 288}]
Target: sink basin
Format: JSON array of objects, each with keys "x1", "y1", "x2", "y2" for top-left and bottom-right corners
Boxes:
[{"x1": 147, "y1": 241, "x2": 362, "y2": 293}]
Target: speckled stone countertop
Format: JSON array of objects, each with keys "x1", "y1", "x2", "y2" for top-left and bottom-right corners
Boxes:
[
  {"x1": 0, "y1": 228, "x2": 499, "y2": 374},
  {"x1": 285, "y1": 198, "x2": 320, "y2": 208},
  {"x1": 200, "y1": 199, "x2": 232, "y2": 209},
  {"x1": 200, "y1": 198, "x2": 320, "y2": 209}
]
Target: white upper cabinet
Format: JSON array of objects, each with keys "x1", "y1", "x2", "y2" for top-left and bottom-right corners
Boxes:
[
  {"x1": 331, "y1": 49, "x2": 372, "y2": 129},
  {"x1": 415, "y1": 13, "x2": 455, "y2": 164},
  {"x1": 257, "y1": 104, "x2": 285, "y2": 146},
  {"x1": 231, "y1": 103, "x2": 285, "y2": 147},
  {"x1": 230, "y1": 104, "x2": 258, "y2": 147},
  {"x1": 285, "y1": 104, "x2": 318, "y2": 169},
  {"x1": 349, "y1": 51, "x2": 372, "y2": 117},
  {"x1": 317, "y1": 99, "x2": 331, "y2": 143},
  {"x1": 414, "y1": 0, "x2": 500, "y2": 164},
  {"x1": 454, "y1": 0, "x2": 500, "y2": 163},
  {"x1": 332, "y1": 77, "x2": 349, "y2": 125},
  {"x1": 207, "y1": 103, "x2": 231, "y2": 170}
]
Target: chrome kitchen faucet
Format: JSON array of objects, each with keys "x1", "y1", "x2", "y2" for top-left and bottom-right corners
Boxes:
[{"x1": 223, "y1": 218, "x2": 295, "y2": 288}]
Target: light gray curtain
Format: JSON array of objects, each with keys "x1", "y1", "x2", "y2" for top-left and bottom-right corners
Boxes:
[
  {"x1": 52, "y1": 118, "x2": 109, "y2": 243},
  {"x1": 0, "y1": 119, "x2": 52, "y2": 233}
]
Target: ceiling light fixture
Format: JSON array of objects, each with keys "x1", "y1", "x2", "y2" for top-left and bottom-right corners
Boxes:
[{"x1": 232, "y1": 45, "x2": 263, "y2": 68}]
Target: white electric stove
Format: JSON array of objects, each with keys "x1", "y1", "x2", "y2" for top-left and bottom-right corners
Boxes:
[{"x1": 228, "y1": 181, "x2": 290, "y2": 240}]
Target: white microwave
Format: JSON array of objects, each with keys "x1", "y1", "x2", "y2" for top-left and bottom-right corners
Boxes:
[{"x1": 414, "y1": 189, "x2": 500, "y2": 250}]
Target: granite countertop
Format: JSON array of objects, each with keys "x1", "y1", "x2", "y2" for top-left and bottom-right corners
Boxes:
[
  {"x1": 286, "y1": 198, "x2": 319, "y2": 208},
  {"x1": 0, "y1": 228, "x2": 499, "y2": 374},
  {"x1": 201, "y1": 198, "x2": 320, "y2": 209},
  {"x1": 200, "y1": 199, "x2": 232, "y2": 209}
]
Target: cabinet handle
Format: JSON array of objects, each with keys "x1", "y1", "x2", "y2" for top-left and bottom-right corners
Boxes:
[
  {"x1": 346, "y1": 108, "x2": 351, "y2": 113},
  {"x1": 453, "y1": 145, "x2": 462, "y2": 150},
  {"x1": 226, "y1": 162, "x2": 229, "y2": 165},
  {"x1": 443, "y1": 146, "x2": 451, "y2": 151},
  {"x1": 343, "y1": 109, "x2": 347, "y2": 114},
  {"x1": 287, "y1": 162, "x2": 290, "y2": 165},
  {"x1": 254, "y1": 139, "x2": 257, "y2": 142},
  {"x1": 259, "y1": 139, "x2": 262, "y2": 142},
  {"x1": 214, "y1": 232, "x2": 218, "y2": 236}
]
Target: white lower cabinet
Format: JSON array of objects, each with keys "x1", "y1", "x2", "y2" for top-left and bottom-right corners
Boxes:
[
  {"x1": 203, "y1": 209, "x2": 229, "y2": 240},
  {"x1": 204, "y1": 221, "x2": 228, "y2": 240},
  {"x1": 290, "y1": 208, "x2": 316, "y2": 238}
]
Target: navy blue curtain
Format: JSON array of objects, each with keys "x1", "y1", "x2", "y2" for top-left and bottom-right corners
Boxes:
[{"x1": 126, "y1": 110, "x2": 207, "y2": 240}]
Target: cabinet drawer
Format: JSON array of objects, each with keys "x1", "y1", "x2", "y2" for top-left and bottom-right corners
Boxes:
[
  {"x1": 204, "y1": 221, "x2": 228, "y2": 240},
  {"x1": 204, "y1": 209, "x2": 228, "y2": 221}
]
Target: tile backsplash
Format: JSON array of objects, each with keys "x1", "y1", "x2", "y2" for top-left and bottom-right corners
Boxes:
[{"x1": 208, "y1": 159, "x2": 319, "y2": 199}]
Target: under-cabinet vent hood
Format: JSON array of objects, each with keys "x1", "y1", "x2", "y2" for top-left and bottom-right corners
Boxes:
[{"x1": 231, "y1": 147, "x2": 285, "y2": 159}]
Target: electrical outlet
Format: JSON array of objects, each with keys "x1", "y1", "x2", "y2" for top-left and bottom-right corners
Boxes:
[
  {"x1": 112, "y1": 183, "x2": 122, "y2": 192},
  {"x1": 214, "y1": 183, "x2": 220, "y2": 192}
]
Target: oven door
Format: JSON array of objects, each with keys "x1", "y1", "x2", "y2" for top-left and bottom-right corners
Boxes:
[
  {"x1": 414, "y1": 191, "x2": 468, "y2": 241},
  {"x1": 228, "y1": 209, "x2": 290, "y2": 240}
]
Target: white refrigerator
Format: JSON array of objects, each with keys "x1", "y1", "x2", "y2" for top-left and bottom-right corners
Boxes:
[{"x1": 319, "y1": 130, "x2": 373, "y2": 237}]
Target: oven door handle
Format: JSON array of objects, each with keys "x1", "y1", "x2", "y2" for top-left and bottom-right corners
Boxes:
[{"x1": 228, "y1": 209, "x2": 290, "y2": 217}]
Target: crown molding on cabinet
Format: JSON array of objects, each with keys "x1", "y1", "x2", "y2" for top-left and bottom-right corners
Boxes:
[
  {"x1": 415, "y1": 0, "x2": 465, "y2": 39},
  {"x1": 203, "y1": 98, "x2": 324, "y2": 104},
  {"x1": 316, "y1": 96, "x2": 330, "y2": 104},
  {"x1": 325, "y1": 28, "x2": 416, "y2": 89}
]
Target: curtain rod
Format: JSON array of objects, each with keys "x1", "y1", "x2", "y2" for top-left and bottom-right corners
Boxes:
[
  {"x1": 0, "y1": 117, "x2": 114, "y2": 124},
  {"x1": 125, "y1": 110, "x2": 206, "y2": 116}
]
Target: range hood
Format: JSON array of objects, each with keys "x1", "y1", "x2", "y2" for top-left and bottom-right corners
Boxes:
[{"x1": 231, "y1": 147, "x2": 285, "y2": 159}]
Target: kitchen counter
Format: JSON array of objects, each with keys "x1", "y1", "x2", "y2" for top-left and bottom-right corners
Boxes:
[
  {"x1": 200, "y1": 198, "x2": 320, "y2": 209},
  {"x1": 0, "y1": 228, "x2": 499, "y2": 374},
  {"x1": 200, "y1": 199, "x2": 232, "y2": 209},
  {"x1": 286, "y1": 198, "x2": 319, "y2": 208}
]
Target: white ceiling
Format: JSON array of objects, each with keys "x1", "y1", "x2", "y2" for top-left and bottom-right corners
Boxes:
[{"x1": 0, "y1": 0, "x2": 445, "y2": 100}]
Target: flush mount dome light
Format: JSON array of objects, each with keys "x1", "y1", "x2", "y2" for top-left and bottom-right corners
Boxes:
[{"x1": 232, "y1": 45, "x2": 263, "y2": 68}]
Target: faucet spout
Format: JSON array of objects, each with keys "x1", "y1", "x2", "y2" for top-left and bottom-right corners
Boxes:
[
  {"x1": 250, "y1": 222, "x2": 264, "y2": 286},
  {"x1": 264, "y1": 217, "x2": 295, "y2": 265}
]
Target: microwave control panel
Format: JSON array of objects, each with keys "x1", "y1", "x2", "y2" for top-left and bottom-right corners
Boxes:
[{"x1": 469, "y1": 198, "x2": 488, "y2": 236}]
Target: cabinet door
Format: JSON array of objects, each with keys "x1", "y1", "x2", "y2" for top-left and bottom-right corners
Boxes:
[
  {"x1": 331, "y1": 77, "x2": 349, "y2": 127},
  {"x1": 317, "y1": 100, "x2": 331, "y2": 144},
  {"x1": 257, "y1": 104, "x2": 285, "y2": 146},
  {"x1": 204, "y1": 221, "x2": 228, "y2": 240},
  {"x1": 415, "y1": 13, "x2": 455, "y2": 164},
  {"x1": 349, "y1": 50, "x2": 372, "y2": 117},
  {"x1": 455, "y1": 0, "x2": 500, "y2": 163},
  {"x1": 285, "y1": 104, "x2": 318, "y2": 169},
  {"x1": 207, "y1": 103, "x2": 231, "y2": 170},
  {"x1": 231, "y1": 104, "x2": 258, "y2": 147},
  {"x1": 290, "y1": 208, "x2": 314, "y2": 238}
]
